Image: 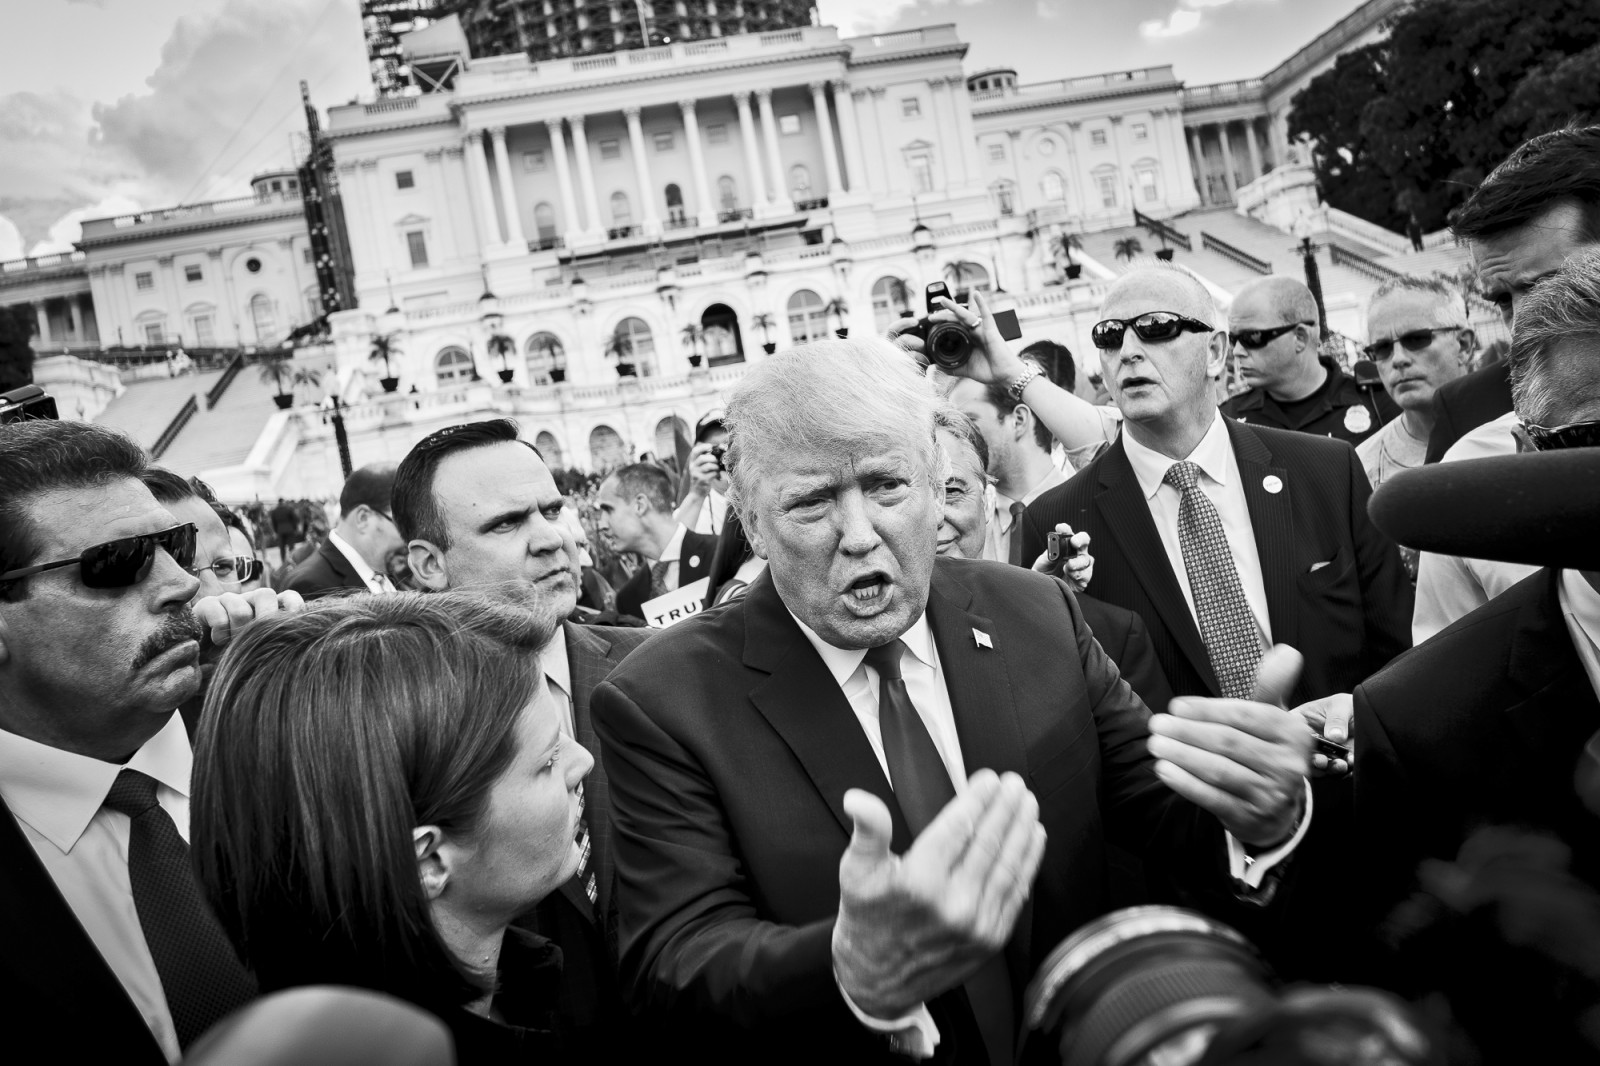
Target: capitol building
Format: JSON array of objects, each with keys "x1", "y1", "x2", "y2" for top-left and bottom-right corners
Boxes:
[{"x1": 3, "y1": 0, "x2": 1484, "y2": 502}]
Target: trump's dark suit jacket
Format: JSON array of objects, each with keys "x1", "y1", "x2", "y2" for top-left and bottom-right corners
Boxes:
[
  {"x1": 592, "y1": 557, "x2": 1244, "y2": 1064},
  {"x1": 1018, "y1": 419, "x2": 1413, "y2": 706},
  {"x1": 282, "y1": 540, "x2": 368, "y2": 600},
  {"x1": 614, "y1": 530, "x2": 718, "y2": 620}
]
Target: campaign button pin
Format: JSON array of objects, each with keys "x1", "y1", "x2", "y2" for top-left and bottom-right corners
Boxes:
[
  {"x1": 688, "y1": 555, "x2": 700, "y2": 568},
  {"x1": 1263, "y1": 475, "x2": 1283, "y2": 494}
]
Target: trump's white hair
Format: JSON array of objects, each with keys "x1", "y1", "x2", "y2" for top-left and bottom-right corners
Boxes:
[{"x1": 724, "y1": 337, "x2": 943, "y2": 522}]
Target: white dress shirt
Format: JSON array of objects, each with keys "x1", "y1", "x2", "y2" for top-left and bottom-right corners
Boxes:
[
  {"x1": 691, "y1": 489, "x2": 730, "y2": 537},
  {"x1": 0, "y1": 714, "x2": 193, "y2": 1063},
  {"x1": 983, "y1": 466, "x2": 1068, "y2": 564},
  {"x1": 651, "y1": 524, "x2": 690, "y2": 594},
  {"x1": 1122, "y1": 413, "x2": 1272, "y2": 648},
  {"x1": 1560, "y1": 570, "x2": 1600, "y2": 700},
  {"x1": 327, "y1": 530, "x2": 396, "y2": 593},
  {"x1": 542, "y1": 633, "x2": 576, "y2": 740}
]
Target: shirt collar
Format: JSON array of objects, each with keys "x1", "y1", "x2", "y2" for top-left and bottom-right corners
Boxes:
[
  {"x1": 0, "y1": 712, "x2": 192, "y2": 853},
  {"x1": 996, "y1": 465, "x2": 1069, "y2": 518},
  {"x1": 789, "y1": 609, "x2": 939, "y2": 687},
  {"x1": 543, "y1": 630, "x2": 572, "y2": 699},
  {"x1": 658, "y1": 524, "x2": 688, "y2": 565},
  {"x1": 328, "y1": 530, "x2": 380, "y2": 587},
  {"x1": 1560, "y1": 569, "x2": 1600, "y2": 654},
  {"x1": 1122, "y1": 411, "x2": 1233, "y2": 501}
]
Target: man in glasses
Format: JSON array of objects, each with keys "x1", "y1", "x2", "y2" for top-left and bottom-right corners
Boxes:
[
  {"x1": 141, "y1": 469, "x2": 261, "y2": 601},
  {"x1": 0, "y1": 419, "x2": 300, "y2": 1064},
  {"x1": 284, "y1": 463, "x2": 404, "y2": 599},
  {"x1": 1221, "y1": 276, "x2": 1397, "y2": 448}
]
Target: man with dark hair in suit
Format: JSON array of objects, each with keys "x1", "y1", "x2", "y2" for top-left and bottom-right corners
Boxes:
[
  {"x1": 594, "y1": 462, "x2": 717, "y2": 621},
  {"x1": 593, "y1": 337, "x2": 1313, "y2": 1064},
  {"x1": 0, "y1": 420, "x2": 299, "y2": 1064},
  {"x1": 392, "y1": 418, "x2": 652, "y2": 1057},
  {"x1": 1020, "y1": 264, "x2": 1414, "y2": 708},
  {"x1": 283, "y1": 463, "x2": 404, "y2": 599}
]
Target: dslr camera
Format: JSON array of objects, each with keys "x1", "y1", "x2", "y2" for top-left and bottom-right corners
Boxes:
[
  {"x1": 0, "y1": 385, "x2": 58, "y2": 424},
  {"x1": 904, "y1": 281, "x2": 1023, "y2": 371}
]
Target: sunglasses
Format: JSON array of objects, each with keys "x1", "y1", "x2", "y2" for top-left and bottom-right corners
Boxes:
[
  {"x1": 192, "y1": 555, "x2": 264, "y2": 585},
  {"x1": 1520, "y1": 418, "x2": 1600, "y2": 452},
  {"x1": 1361, "y1": 327, "x2": 1461, "y2": 361},
  {"x1": 1229, "y1": 322, "x2": 1311, "y2": 350},
  {"x1": 1091, "y1": 312, "x2": 1214, "y2": 350},
  {"x1": 0, "y1": 524, "x2": 198, "y2": 590}
]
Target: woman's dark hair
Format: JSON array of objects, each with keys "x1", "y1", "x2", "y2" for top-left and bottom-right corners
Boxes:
[{"x1": 191, "y1": 591, "x2": 557, "y2": 1011}]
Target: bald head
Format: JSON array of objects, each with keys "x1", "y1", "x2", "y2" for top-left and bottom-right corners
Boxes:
[
  {"x1": 1101, "y1": 263, "x2": 1217, "y2": 325},
  {"x1": 1232, "y1": 276, "x2": 1320, "y2": 332}
]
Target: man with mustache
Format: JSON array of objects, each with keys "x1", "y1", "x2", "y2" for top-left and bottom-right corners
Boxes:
[{"x1": 0, "y1": 419, "x2": 301, "y2": 1065}]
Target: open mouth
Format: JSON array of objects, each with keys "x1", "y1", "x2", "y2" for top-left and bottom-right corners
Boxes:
[{"x1": 845, "y1": 572, "x2": 893, "y2": 614}]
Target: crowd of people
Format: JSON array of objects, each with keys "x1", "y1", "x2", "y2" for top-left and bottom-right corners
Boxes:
[{"x1": 2, "y1": 123, "x2": 1599, "y2": 1065}]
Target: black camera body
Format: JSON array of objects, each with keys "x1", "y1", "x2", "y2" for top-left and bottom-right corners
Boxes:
[
  {"x1": 906, "y1": 281, "x2": 1023, "y2": 371},
  {"x1": 709, "y1": 443, "x2": 728, "y2": 474},
  {"x1": 0, "y1": 385, "x2": 58, "y2": 424}
]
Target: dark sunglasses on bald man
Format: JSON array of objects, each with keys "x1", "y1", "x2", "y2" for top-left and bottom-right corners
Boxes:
[
  {"x1": 1520, "y1": 418, "x2": 1600, "y2": 453},
  {"x1": 1229, "y1": 322, "x2": 1313, "y2": 350},
  {"x1": 1091, "y1": 311, "x2": 1214, "y2": 351},
  {"x1": 1361, "y1": 327, "x2": 1463, "y2": 361},
  {"x1": 0, "y1": 524, "x2": 198, "y2": 589}
]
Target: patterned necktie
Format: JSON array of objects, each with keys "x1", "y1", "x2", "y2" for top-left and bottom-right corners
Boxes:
[
  {"x1": 1163, "y1": 461, "x2": 1263, "y2": 700},
  {"x1": 649, "y1": 559, "x2": 672, "y2": 599},
  {"x1": 1007, "y1": 501, "x2": 1027, "y2": 566},
  {"x1": 102, "y1": 769, "x2": 256, "y2": 1048},
  {"x1": 573, "y1": 783, "x2": 598, "y2": 911}
]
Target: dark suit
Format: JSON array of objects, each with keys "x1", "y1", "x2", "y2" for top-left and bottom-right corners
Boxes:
[
  {"x1": 1076, "y1": 593, "x2": 1175, "y2": 714},
  {"x1": 1354, "y1": 567, "x2": 1600, "y2": 922},
  {"x1": 1019, "y1": 420, "x2": 1413, "y2": 706},
  {"x1": 1423, "y1": 361, "x2": 1514, "y2": 463},
  {"x1": 517, "y1": 620, "x2": 653, "y2": 1056},
  {"x1": 282, "y1": 540, "x2": 369, "y2": 600},
  {"x1": 593, "y1": 558, "x2": 1246, "y2": 1064},
  {"x1": 614, "y1": 530, "x2": 718, "y2": 620}
]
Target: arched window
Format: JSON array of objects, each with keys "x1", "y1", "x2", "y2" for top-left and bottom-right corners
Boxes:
[
  {"x1": 992, "y1": 180, "x2": 1017, "y2": 217},
  {"x1": 611, "y1": 316, "x2": 656, "y2": 375},
  {"x1": 524, "y1": 331, "x2": 564, "y2": 384},
  {"x1": 654, "y1": 416, "x2": 690, "y2": 458},
  {"x1": 871, "y1": 277, "x2": 914, "y2": 333},
  {"x1": 717, "y1": 175, "x2": 738, "y2": 213},
  {"x1": 610, "y1": 191, "x2": 631, "y2": 225},
  {"x1": 1040, "y1": 170, "x2": 1066, "y2": 203},
  {"x1": 534, "y1": 202, "x2": 557, "y2": 243},
  {"x1": 787, "y1": 289, "x2": 828, "y2": 344},
  {"x1": 664, "y1": 184, "x2": 686, "y2": 225},
  {"x1": 943, "y1": 262, "x2": 992, "y2": 297},
  {"x1": 789, "y1": 164, "x2": 811, "y2": 199},
  {"x1": 435, "y1": 346, "x2": 475, "y2": 385},
  {"x1": 534, "y1": 431, "x2": 565, "y2": 469},
  {"x1": 248, "y1": 294, "x2": 276, "y2": 343},
  {"x1": 589, "y1": 425, "x2": 628, "y2": 471}
]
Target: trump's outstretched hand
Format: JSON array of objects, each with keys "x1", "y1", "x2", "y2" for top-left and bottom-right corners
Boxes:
[
  {"x1": 1146, "y1": 645, "x2": 1313, "y2": 848},
  {"x1": 833, "y1": 770, "x2": 1047, "y2": 1019}
]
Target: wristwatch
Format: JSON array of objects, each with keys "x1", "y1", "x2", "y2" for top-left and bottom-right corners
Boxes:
[{"x1": 1006, "y1": 361, "x2": 1045, "y2": 402}]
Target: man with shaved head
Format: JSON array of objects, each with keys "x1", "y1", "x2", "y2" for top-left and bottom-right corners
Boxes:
[
  {"x1": 1222, "y1": 275, "x2": 1398, "y2": 447},
  {"x1": 1021, "y1": 263, "x2": 1412, "y2": 707}
]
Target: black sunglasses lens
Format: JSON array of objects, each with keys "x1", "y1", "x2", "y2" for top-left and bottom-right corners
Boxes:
[
  {"x1": 160, "y1": 525, "x2": 198, "y2": 570},
  {"x1": 1400, "y1": 331, "x2": 1437, "y2": 351},
  {"x1": 1364, "y1": 340, "x2": 1394, "y2": 360},
  {"x1": 1133, "y1": 314, "x2": 1183, "y2": 342},
  {"x1": 1092, "y1": 321, "x2": 1126, "y2": 350},
  {"x1": 80, "y1": 535, "x2": 158, "y2": 589}
]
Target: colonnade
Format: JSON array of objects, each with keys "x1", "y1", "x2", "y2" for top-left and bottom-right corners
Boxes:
[{"x1": 1184, "y1": 117, "x2": 1272, "y2": 205}]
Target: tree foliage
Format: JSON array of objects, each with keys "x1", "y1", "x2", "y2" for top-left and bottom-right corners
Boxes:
[
  {"x1": 0, "y1": 306, "x2": 35, "y2": 392},
  {"x1": 1289, "y1": 0, "x2": 1600, "y2": 232}
]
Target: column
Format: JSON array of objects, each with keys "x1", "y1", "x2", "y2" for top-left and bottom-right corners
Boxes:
[
  {"x1": 831, "y1": 82, "x2": 866, "y2": 198},
  {"x1": 546, "y1": 119, "x2": 583, "y2": 240},
  {"x1": 490, "y1": 126, "x2": 528, "y2": 248},
  {"x1": 755, "y1": 88, "x2": 792, "y2": 212},
  {"x1": 441, "y1": 147, "x2": 478, "y2": 259},
  {"x1": 733, "y1": 91, "x2": 769, "y2": 210},
  {"x1": 63, "y1": 296, "x2": 83, "y2": 344},
  {"x1": 1062, "y1": 122, "x2": 1089, "y2": 218},
  {"x1": 1108, "y1": 115, "x2": 1128, "y2": 211},
  {"x1": 424, "y1": 149, "x2": 460, "y2": 261},
  {"x1": 1244, "y1": 119, "x2": 1263, "y2": 183},
  {"x1": 466, "y1": 131, "x2": 503, "y2": 248},
  {"x1": 808, "y1": 82, "x2": 844, "y2": 201},
  {"x1": 679, "y1": 100, "x2": 717, "y2": 225},
  {"x1": 1217, "y1": 122, "x2": 1238, "y2": 200},
  {"x1": 949, "y1": 75, "x2": 984, "y2": 188},
  {"x1": 34, "y1": 302, "x2": 49, "y2": 345},
  {"x1": 1161, "y1": 110, "x2": 1198, "y2": 209},
  {"x1": 157, "y1": 255, "x2": 180, "y2": 342},
  {"x1": 1186, "y1": 127, "x2": 1208, "y2": 205},
  {"x1": 568, "y1": 115, "x2": 605, "y2": 238},
  {"x1": 869, "y1": 88, "x2": 898, "y2": 194},
  {"x1": 360, "y1": 160, "x2": 389, "y2": 274},
  {"x1": 623, "y1": 107, "x2": 662, "y2": 236},
  {"x1": 852, "y1": 88, "x2": 885, "y2": 195},
  {"x1": 215, "y1": 253, "x2": 242, "y2": 344},
  {"x1": 926, "y1": 79, "x2": 963, "y2": 190},
  {"x1": 335, "y1": 162, "x2": 373, "y2": 268}
]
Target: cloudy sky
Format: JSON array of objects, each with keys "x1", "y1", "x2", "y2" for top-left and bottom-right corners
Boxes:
[{"x1": 0, "y1": 0, "x2": 1367, "y2": 259}]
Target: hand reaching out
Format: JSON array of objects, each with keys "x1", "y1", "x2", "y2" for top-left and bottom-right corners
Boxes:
[{"x1": 1031, "y1": 522, "x2": 1094, "y2": 592}]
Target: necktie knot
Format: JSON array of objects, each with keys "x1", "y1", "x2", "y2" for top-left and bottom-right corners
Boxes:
[
  {"x1": 1009, "y1": 500, "x2": 1026, "y2": 520},
  {"x1": 1164, "y1": 460, "x2": 1202, "y2": 493},
  {"x1": 863, "y1": 640, "x2": 906, "y2": 682},
  {"x1": 104, "y1": 768, "x2": 162, "y2": 819}
]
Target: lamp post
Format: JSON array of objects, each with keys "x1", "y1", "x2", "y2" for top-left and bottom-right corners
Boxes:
[
  {"x1": 321, "y1": 394, "x2": 353, "y2": 480},
  {"x1": 474, "y1": 271, "x2": 498, "y2": 383}
]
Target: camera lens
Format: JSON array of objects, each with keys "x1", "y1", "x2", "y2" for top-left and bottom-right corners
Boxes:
[{"x1": 926, "y1": 323, "x2": 973, "y2": 370}]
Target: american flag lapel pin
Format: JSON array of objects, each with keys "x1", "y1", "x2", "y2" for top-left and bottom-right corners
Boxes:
[{"x1": 973, "y1": 628, "x2": 993, "y2": 649}]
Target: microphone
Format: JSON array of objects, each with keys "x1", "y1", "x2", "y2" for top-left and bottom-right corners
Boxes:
[
  {"x1": 1368, "y1": 449, "x2": 1600, "y2": 571},
  {"x1": 1351, "y1": 360, "x2": 1382, "y2": 389}
]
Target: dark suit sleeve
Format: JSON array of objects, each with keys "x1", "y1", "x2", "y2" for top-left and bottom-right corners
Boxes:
[
  {"x1": 591, "y1": 679, "x2": 850, "y2": 1033},
  {"x1": 1344, "y1": 446, "x2": 1413, "y2": 673},
  {"x1": 1110, "y1": 609, "x2": 1177, "y2": 717},
  {"x1": 1423, "y1": 387, "x2": 1461, "y2": 465}
]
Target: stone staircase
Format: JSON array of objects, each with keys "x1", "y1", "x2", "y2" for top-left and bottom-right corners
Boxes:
[
  {"x1": 151, "y1": 368, "x2": 285, "y2": 479},
  {"x1": 93, "y1": 370, "x2": 221, "y2": 452}
]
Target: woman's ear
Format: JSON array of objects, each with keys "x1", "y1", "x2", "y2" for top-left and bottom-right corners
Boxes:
[{"x1": 414, "y1": 825, "x2": 449, "y2": 901}]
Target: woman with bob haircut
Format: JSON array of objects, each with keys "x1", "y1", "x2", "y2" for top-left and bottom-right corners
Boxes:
[{"x1": 191, "y1": 591, "x2": 592, "y2": 1064}]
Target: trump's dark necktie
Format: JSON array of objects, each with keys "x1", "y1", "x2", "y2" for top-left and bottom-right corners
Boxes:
[
  {"x1": 863, "y1": 641, "x2": 1014, "y2": 1066},
  {"x1": 102, "y1": 769, "x2": 256, "y2": 1048}
]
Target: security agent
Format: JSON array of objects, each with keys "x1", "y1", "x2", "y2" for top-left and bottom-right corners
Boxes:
[{"x1": 1222, "y1": 276, "x2": 1398, "y2": 447}]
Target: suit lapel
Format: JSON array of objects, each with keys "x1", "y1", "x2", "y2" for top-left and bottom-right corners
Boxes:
[
  {"x1": 1095, "y1": 440, "x2": 1220, "y2": 694},
  {"x1": 742, "y1": 572, "x2": 916, "y2": 854},
  {"x1": 1228, "y1": 422, "x2": 1298, "y2": 651},
  {"x1": 562, "y1": 622, "x2": 618, "y2": 920},
  {"x1": 1502, "y1": 570, "x2": 1600, "y2": 765}
]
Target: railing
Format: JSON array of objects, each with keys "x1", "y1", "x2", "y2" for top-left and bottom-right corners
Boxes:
[
  {"x1": 627, "y1": 47, "x2": 673, "y2": 64},
  {"x1": 204, "y1": 353, "x2": 245, "y2": 410},
  {"x1": 527, "y1": 235, "x2": 564, "y2": 252},
  {"x1": 572, "y1": 54, "x2": 618, "y2": 71},
  {"x1": 1323, "y1": 207, "x2": 1412, "y2": 257},
  {"x1": 151, "y1": 395, "x2": 198, "y2": 460},
  {"x1": 664, "y1": 215, "x2": 695, "y2": 230},
  {"x1": 793, "y1": 197, "x2": 830, "y2": 211},
  {"x1": 363, "y1": 97, "x2": 418, "y2": 114},
  {"x1": 607, "y1": 224, "x2": 639, "y2": 240},
  {"x1": 1329, "y1": 243, "x2": 1400, "y2": 282},
  {"x1": 1180, "y1": 79, "x2": 1266, "y2": 109},
  {"x1": 760, "y1": 29, "x2": 804, "y2": 45},
  {"x1": 0, "y1": 250, "x2": 89, "y2": 276},
  {"x1": 718, "y1": 207, "x2": 753, "y2": 223},
  {"x1": 1201, "y1": 232, "x2": 1272, "y2": 275},
  {"x1": 683, "y1": 39, "x2": 729, "y2": 55},
  {"x1": 1133, "y1": 208, "x2": 1192, "y2": 252}
]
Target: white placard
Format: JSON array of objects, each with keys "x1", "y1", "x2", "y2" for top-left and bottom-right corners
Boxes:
[{"x1": 641, "y1": 577, "x2": 711, "y2": 629}]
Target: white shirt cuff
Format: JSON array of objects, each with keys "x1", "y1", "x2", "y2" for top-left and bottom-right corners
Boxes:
[
  {"x1": 835, "y1": 973, "x2": 941, "y2": 1059},
  {"x1": 1225, "y1": 778, "x2": 1313, "y2": 890}
]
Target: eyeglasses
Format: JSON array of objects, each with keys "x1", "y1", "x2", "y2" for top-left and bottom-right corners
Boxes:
[
  {"x1": 373, "y1": 509, "x2": 396, "y2": 526},
  {"x1": 192, "y1": 556, "x2": 264, "y2": 585},
  {"x1": 1361, "y1": 327, "x2": 1461, "y2": 361},
  {"x1": 1229, "y1": 322, "x2": 1311, "y2": 350},
  {"x1": 1519, "y1": 418, "x2": 1600, "y2": 452},
  {"x1": 0, "y1": 524, "x2": 198, "y2": 589},
  {"x1": 1091, "y1": 312, "x2": 1214, "y2": 351}
]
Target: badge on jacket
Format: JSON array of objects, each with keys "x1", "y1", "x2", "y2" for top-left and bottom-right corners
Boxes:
[{"x1": 1344, "y1": 406, "x2": 1372, "y2": 434}]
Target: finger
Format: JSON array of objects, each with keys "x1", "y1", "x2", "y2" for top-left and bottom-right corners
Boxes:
[
  {"x1": 840, "y1": 789, "x2": 895, "y2": 870},
  {"x1": 1053, "y1": 523, "x2": 1075, "y2": 536},
  {"x1": 193, "y1": 598, "x2": 227, "y2": 637},
  {"x1": 1166, "y1": 697, "x2": 1311, "y2": 746},
  {"x1": 1148, "y1": 730, "x2": 1278, "y2": 792},
  {"x1": 955, "y1": 773, "x2": 1034, "y2": 884},
  {"x1": 1150, "y1": 717, "x2": 1307, "y2": 783},
  {"x1": 909, "y1": 769, "x2": 999, "y2": 873},
  {"x1": 1031, "y1": 551, "x2": 1055, "y2": 574},
  {"x1": 985, "y1": 823, "x2": 1048, "y2": 945},
  {"x1": 276, "y1": 589, "x2": 305, "y2": 613},
  {"x1": 1250, "y1": 644, "x2": 1304, "y2": 709},
  {"x1": 967, "y1": 287, "x2": 995, "y2": 325},
  {"x1": 1069, "y1": 532, "x2": 1091, "y2": 551},
  {"x1": 1323, "y1": 693, "x2": 1353, "y2": 744},
  {"x1": 1153, "y1": 758, "x2": 1267, "y2": 832}
]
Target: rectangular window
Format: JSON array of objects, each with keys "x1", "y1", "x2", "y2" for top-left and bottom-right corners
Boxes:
[
  {"x1": 1132, "y1": 123, "x2": 1149, "y2": 142},
  {"x1": 778, "y1": 114, "x2": 800, "y2": 135},
  {"x1": 193, "y1": 315, "x2": 215, "y2": 347},
  {"x1": 1090, "y1": 129, "x2": 1108, "y2": 147},
  {"x1": 987, "y1": 142, "x2": 1006, "y2": 163},
  {"x1": 406, "y1": 230, "x2": 429, "y2": 268},
  {"x1": 522, "y1": 149, "x2": 546, "y2": 171},
  {"x1": 395, "y1": 170, "x2": 415, "y2": 189},
  {"x1": 1098, "y1": 174, "x2": 1117, "y2": 207},
  {"x1": 705, "y1": 123, "x2": 728, "y2": 144},
  {"x1": 143, "y1": 322, "x2": 164, "y2": 345},
  {"x1": 909, "y1": 153, "x2": 934, "y2": 193},
  {"x1": 599, "y1": 139, "x2": 621, "y2": 160},
  {"x1": 901, "y1": 97, "x2": 921, "y2": 118},
  {"x1": 1139, "y1": 169, "x2": 1160, "y2": 202},
  {"x1": 134, "y1": 271, "x2": 154, "y2": 291},
  {"x1": 653, "y1": 131, "x2": 674, "y2": 152},
  {"x1": 184, "y1": 264, "x2": 203, "y2": 283}
]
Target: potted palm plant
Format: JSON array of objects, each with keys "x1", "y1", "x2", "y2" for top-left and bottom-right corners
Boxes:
[
  {"x1": 1113, "y1": 236, "x2": 1145, "y2": 263},
  {"x1": 825, "y1": 297, "x2": 849, "y2": 339},
  {"x1": 535, "y1": 335, "x2": 567, "y2": 383},
  {"x1": 753, "y1": 312, "x2": 777, "y2": 354},
  {"x1": 259, "y1": 349, "x2": 297, "y2": 409},
  {"x1": 488, "y1": 332, "x2": 517, "y2": 383},
  {"x1": 681, "y1": 323, "x2": 705, "y2": 368},
  {"x1": 369, "y1": 333, "x2": 401, "y2": 393},
  {"x1": 605, "y1": 329, "x2": 637, "y2": 378},
  {"x1": 1054, "y1": 233, "x2": 1085, "y2": 280}
]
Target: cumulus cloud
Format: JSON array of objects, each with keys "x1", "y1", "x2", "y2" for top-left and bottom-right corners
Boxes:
[
  {"x1": 0, "y1": 218, "x2": 24, "y2": 263},
  {"x1": 1139, "y1": 0, "x2": 1271, "y2": 39},
  {"x1": 818, "y1": 0, "x2": 981, "y2": 37}
]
